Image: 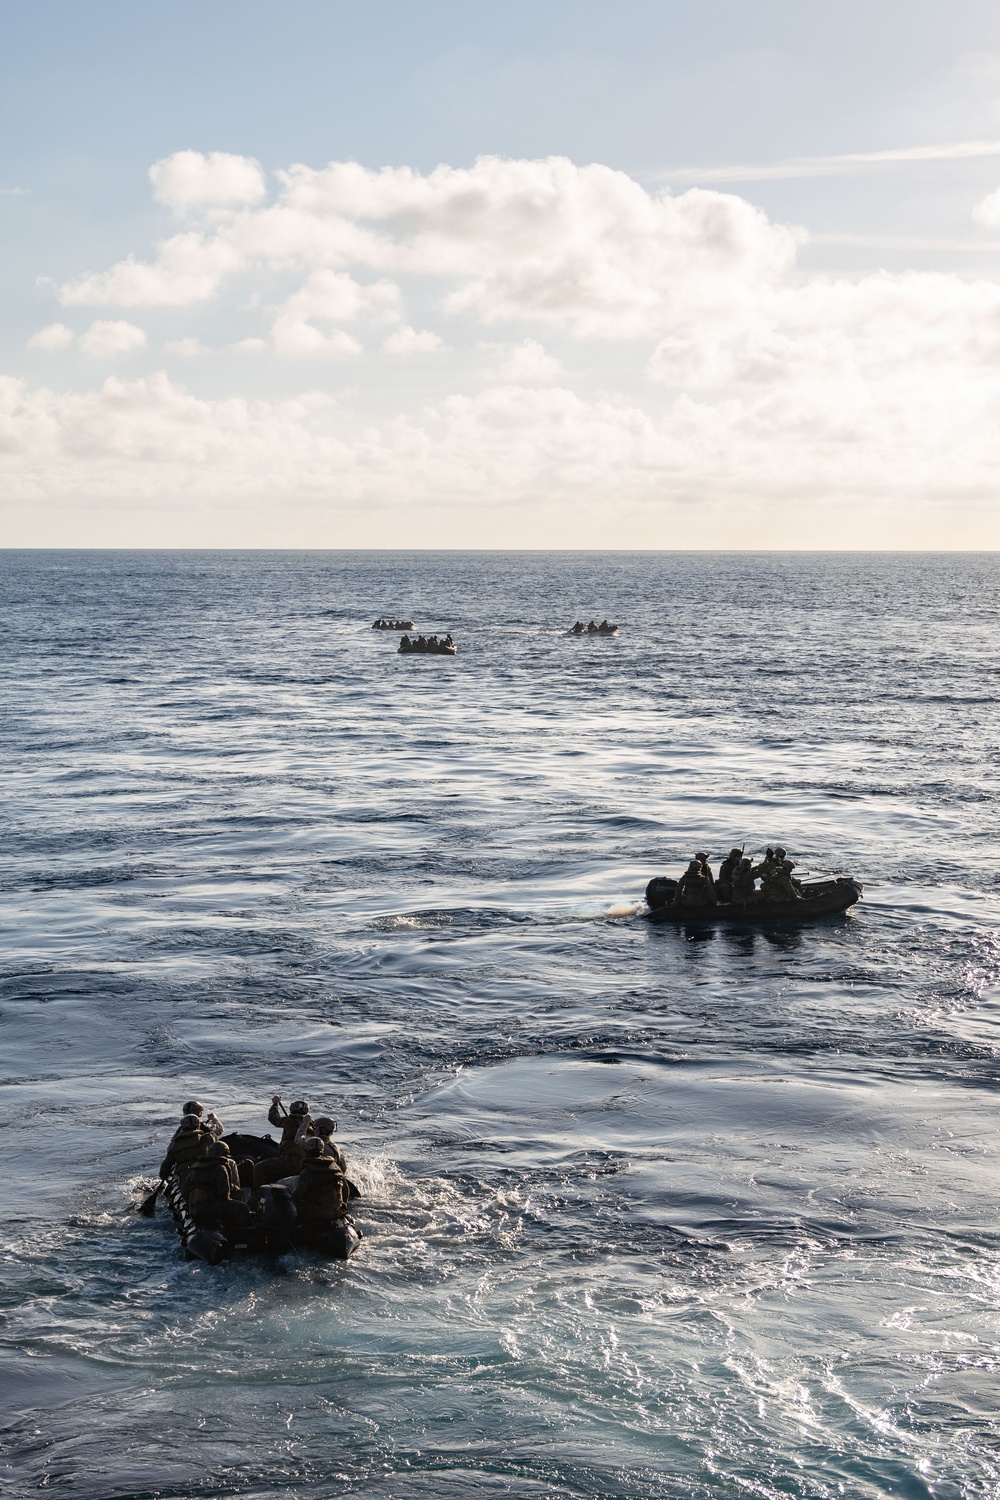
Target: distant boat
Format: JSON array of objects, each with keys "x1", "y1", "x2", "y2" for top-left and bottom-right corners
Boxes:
[{"x1": 644, "y1": 876, "x2": 862, "y2": 924}]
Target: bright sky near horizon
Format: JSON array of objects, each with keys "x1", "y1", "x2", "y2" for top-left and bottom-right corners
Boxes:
[{"x1": 5, "y1": 0, "x2": 1000, "y2": 548}]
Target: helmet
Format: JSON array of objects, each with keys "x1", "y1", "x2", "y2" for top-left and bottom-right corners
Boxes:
[
  {"x1": 183, "y1": 1100, "x2": 204, "y2": 1116},
  {"x1": 178, "y1": 1113, "x2": 202, "y2": 1133},
  {"x1": 729, "y1": 848, "x2": 742, "y2": 859},
  {"x1": 207, "y1": 1141, "x2": 230, "y2": 1157},
  {"x1": 303, "y1": 1137, "x2": 324, "y2": 1156},
  {"x1": 695, "y1": 851, "x2": 708, "y2": 861},
  {"x1": 314, "y1": 1116, "x2": 336, "y2": 1135},
  {"x1": 775, "y1": 847, "x2": 787, "y2": 859},
  {"x1": 289, "y1": 1100, "x2": 309, "y2": 1115}
]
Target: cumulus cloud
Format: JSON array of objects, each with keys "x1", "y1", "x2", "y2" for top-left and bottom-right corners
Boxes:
[
  {"x1": 150, "y1": 150, "x2": 266, "y2": 212},
  {"x1": 2, "y1": 365, "x2": 1000, "y2": 525},
  {"x1": 382, "y1": 325, "x2": 443, "y2": 355},
  {"x1": 269, "y1": 269, "x2": 399, "y2": 357},
  {"x1": 59, "y1": 234, "x2": 242, "y2": 308},
  {"x1": 480, "y1": 338, "x2": 564, "y2": 383},
  {"x1": 13, "y1": 154, "x2": 1000, "y2": 541},
  {"x1": 973, "y1": 185, "x2": 1000, "y2": 227},
  {"x1": 164, "y1": 337, "x2": 208, "y2": 357},
  {"x1": 28, "y1": 322, "x2": 74, "y2": 350},
  {"x1": 79, "y1": 320, "x2": 148, "y2": 357},
  {"x1": 54, "y1": 155, "x2": 801, "y2": 332}
]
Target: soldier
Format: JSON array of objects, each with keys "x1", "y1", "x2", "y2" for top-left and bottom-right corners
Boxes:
[
  {"x1": 757, "y1": 848, "x2": 801, "y2": 902},
  {"x1": 716, "y1": 849, "x2": 743, "y2": 901},
  {"x1": 299, "y1": 1113, "x2": 346, "y2": 1172},
  {"x1": 255, "y1": 1098, "x2": 313, "y2": 1189},
  {"x1": 181, "y1": 1100, "x2": 225, "y2": 1139},
  {"x1": 674, "y1": 859, "x2": 717, "y2": 907},
  {"x1": 184, "y1": 1141, "x2": 248, "y2": 1230},
  {"x1": 695, "y1": 852, "x2": 715, "y2": 887},
  {"x1": 293, "y1": 1137, "x2": 349, "y2": 1228},
  {"x1": 159, "y1": 1112, "x2": 213, "y2": 1184},
  {"x1": 731, "y1": 857, "x2": 757, "y2": 905},
  {"x1": 769, "y1": 848, "x2": 802, "y2": 901}
]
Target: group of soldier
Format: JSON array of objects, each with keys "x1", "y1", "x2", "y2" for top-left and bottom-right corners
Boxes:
[
  {"x1": 398, "y1": 633, "x2": 457, "y2": 654},
  {"x1": 158, "y1": 1095, "x2": 353, "y2": 1237},
  {"x1": 569, "y1": 620, "x2": 618, "y2": 634},
  {"x1": 673, "y1": 847, "x2": 802, "y2": 908}
]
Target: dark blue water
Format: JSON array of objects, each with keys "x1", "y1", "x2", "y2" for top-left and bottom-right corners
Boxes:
[{"x1": 2, "y1": 550, "x2": 999, "y2": 1499}]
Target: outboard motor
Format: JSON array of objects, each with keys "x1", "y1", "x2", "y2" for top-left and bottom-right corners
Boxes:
[
  {"x1": 186, "y1": 1229, "x2": 229, "y2": 1265},
  {"x1": 257, "y1": 1183, "x2": 297, "y2": 1256},
  {"x1": 645, "y1": 876, "x2": 676, "y2": 910},
  {"x1": 315, "y1": 1216, "x2": 363, "y2": 1261}
]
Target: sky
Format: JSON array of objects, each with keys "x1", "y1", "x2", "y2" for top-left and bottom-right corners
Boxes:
[{"x1": 5, "y1": 1, "x2": 1000, "y2": 548}]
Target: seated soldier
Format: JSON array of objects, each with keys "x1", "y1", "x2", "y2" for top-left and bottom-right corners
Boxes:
[
  {"x1": 185, "y1": 1141, "x2": 249, "y2": 1230},
  {"x1": 571, "y1": 621, "x2": 585, "y2": 633},
  {"x1": 767, "y1": 848, "x2": 801, "y2": 901},
  {"x1": 160, "y1": 1112, "x2": 213, "y2": 1184},
  {"x1": 302, "y1": 1114, "x2": 347, "y2": 1172},
  {"x1": 674, "y1": 859, "x2": 717, "y2": 907},
  {"x1": 695, "y1": 851, "x2": 715, "y2": 887},
  {"x1": 293, "y1": 1137, "x2": 349, "y2": 1229},
  {"x1": 731, "y1": 857, "x2": 758, "y2": 905},
  {"x1": 755, "y1": 847, "x2": 800, "y2": 902},
  {"x1": 716, "y1": 848, "x2": 743, "y2": 903}
]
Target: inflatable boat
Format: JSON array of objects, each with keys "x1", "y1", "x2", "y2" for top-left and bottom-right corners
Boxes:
[
  {"x1": 644, "y1": 875, "x2": 862, "y2": 924},
  {"x1": 372, "y1": 618, "x2": 415, "y2": 630},
  {"x1": 398, "y1": 634, "x2": 457, "y2": 655},
  {"x1": 160, "y1": 1133, "x2": 363, "y2": 1265}
]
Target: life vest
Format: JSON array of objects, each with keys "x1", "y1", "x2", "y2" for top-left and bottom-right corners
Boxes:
[
  {"x1": 293, "y1": 1158, "x2": 347, "y2": 1220},
  {"x1": 169, "y1": 1126, "x2": 212, "y2": 1170},
  {"x1": 185, "y1": 1159, "x2": 233, "y2": 1215}
]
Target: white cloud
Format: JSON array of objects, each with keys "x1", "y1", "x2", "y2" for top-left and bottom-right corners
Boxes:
[
  {"x1": 79, "y1": 320, "x2": 148, "y2": 357},
  {"x1": 270, "y1": 269, "x2": 397, "y2": 357},
  {"x1": 16, "y1": 153, "x2": 1000, "y2": 543},
  {"x1": 164, "y1": 336, "x2": 208, "y2": 357},
  {"x1": 3, "y1": 365, "x2": 1000, "y2": 529},
  {"x1": 59, "y1": 233, "x2": 242, "y2": 307},
  {"x1": 150, "y1": 150, "x2": 266, "y2": 212},
  {"x1": 271, "y1": 321, "x2": 363, "y2": 358},
  {"x1": 54, "y1": 155, "x2": 801, "y2": 331},
  {"x1": 382, "y1": 325, "x2": 443, "y2": 355},
  {"x1": 27, "y1": 322, "x2": 74, "y2": 350},
  {"x1": 480, "y1": 338, "x2": 564, "y2": 382},
  {"x1": 973, "y1": 185, "x2": 1000, "y2": 227}
]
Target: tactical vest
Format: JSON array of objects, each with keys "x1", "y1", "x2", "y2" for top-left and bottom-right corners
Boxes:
[
  {"x1": 170, "y1": 1127, "x2": 211, "y2": 1169},
  {"x1": 185, "y1": 1159, "x2": 233, "y2": 1213},
  {"x1": 294, "y1": 1159, "x2": 347, "y2": 1219}
]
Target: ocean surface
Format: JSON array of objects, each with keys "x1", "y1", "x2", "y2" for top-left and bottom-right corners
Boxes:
[{"x1": 1, "y1": 549, "x2": 999, "y2": 1500}]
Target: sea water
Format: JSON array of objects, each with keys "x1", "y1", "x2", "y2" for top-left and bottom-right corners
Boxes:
[{"x1": 1, "y1": 550, "x2": 999, "y2": 1499}]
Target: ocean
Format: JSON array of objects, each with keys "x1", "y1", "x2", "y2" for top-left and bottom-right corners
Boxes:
[{"x1": 1, "y1": 549, "x2": 999, "y2": 1499}]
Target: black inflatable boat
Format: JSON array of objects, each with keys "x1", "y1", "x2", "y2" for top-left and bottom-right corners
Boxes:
[
  {"x1": 644, "y1": 875, "x2": 862, "y2": 924},
  {"x1": 161, "y1": 1133, "x2": 363, "y2": 1266}
]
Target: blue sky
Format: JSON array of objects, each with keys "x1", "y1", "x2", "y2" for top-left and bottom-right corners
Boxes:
[{"x1": 4, "y1": 2, "x2": 1000, "y2": 546}]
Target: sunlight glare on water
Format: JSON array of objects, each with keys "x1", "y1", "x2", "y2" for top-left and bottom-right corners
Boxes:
[{"x1": 1, "y1": 550, "x2": 999, "y2": 1499}]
